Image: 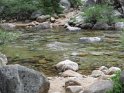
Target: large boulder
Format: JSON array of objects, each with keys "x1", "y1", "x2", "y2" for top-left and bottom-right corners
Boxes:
[
  {"x1": 0, "y1": 53, "x2": 8, "y2": 67},
  {"x1": 55, "y1": 60, "x2": 79, "y2": 72},
  {"x1": 83, "y1": 80, "x2": 113, "y2": 93},
  {"x1": 0, "y1": 64, "x2": 50, "y2": 93}
]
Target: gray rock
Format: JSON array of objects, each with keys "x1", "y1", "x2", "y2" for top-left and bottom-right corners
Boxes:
[
  {"x1": 66, "y1": 86, "x2": 82, "y2": 93},
  {"x1": 0, "y1": 53, "x2": 8, "y2": 67},
  {"x1": 55, "y1": 60, "x2": 79, "y2": 72},
  {"x1": 83, "y1": 80, "x2": 113, "y2": 93},
  {"x1": 31, "y1": 22, "x2": 51, "y2": 30},
  {"x1": 31, "y1": 10, "x2": 43, "y2": 19},
  {"x1": 60, "y1": 0, "x2": 71, "y2": 10},
  {"x1": 92, "y1": 22, "x2": 109, "y2": 30},
  {"x1": 80, "y1": 23, "x2": 93, "y2": 29},
  {"x1": 0, "y1": 64, "x2": 50, "y2": 93},
  {"x1": 115, "y1": 22, "x2": 124, "y2": 30},
  {"x1": 120, "y1": 71, "x2": 124, "y2": 84},
  {"x1": 91, "y1": 70, "x2": 105, "y2": 78},
  {"x1": 36, "y1": 15, "x2": 50, "y2": 23},
  {"x1": 0, "y1": 23, "x2": 16, "y2": 31},
  {"x1": 79, "y1": 37, "x2": 102, "y2": 43},
  {"x1": 65, "y1": 79, "x2": 81, "y2": 88}
]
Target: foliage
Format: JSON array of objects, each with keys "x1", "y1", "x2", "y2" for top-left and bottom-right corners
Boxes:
[
  {"x1": 83, "y1": 4, "x2": 115, "y2": 24},
  {"x1": 0, "y1": 29, "x2": 20, "y2": 45},
  {"x1": 39, "y1": 0, "x2": 63, "y2": 14},
  {"x1": 0, "y1": 0, "x2": 63, "y2": 20},
  {"x1": 107, "y1": 71, "x2": 123, "y2": 93}
]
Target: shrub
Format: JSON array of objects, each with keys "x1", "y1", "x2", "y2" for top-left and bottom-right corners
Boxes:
[
  {"x1": 0, "y1": 0, "x2": 63, "y2": 20},
  {"x1": 83, "y1": 4, "x2": 115, "y2": 24},
  {"x1": 107, "y1": 71, "x2": 123, "y2": 93}
]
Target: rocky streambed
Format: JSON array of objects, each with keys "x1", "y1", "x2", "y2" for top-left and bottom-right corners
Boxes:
[{"x1": 0, "y1": 28, "x2": 123, "y2": 76}]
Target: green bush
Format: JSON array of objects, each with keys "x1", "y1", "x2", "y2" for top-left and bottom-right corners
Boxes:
[
  {"x1": 107, "y1": 71, "x2": 123, "y2": 93},
  {"x1": 83, "y1": 4, "x2": 115, "y2": 24},
  {"x1": 0, "y1": 0, "x2": 63, "y2": 20}
]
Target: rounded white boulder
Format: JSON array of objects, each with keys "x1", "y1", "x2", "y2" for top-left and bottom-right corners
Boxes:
[{"x1": 55, "y1": 60, "x2": 79, "y2": 72}]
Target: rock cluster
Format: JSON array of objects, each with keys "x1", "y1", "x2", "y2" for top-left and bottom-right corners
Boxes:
[{"x1": 0, "y1": 53, "x2": 50, "y2": 93}]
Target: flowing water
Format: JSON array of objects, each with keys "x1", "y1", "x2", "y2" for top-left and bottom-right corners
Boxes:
[{"x1": 0, "y1": 28, "x2": 124, "y2": 76}]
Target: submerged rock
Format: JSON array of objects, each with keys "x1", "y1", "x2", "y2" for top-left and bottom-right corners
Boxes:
[
  {"x1": 79, "y1": 37, "x2": 102, "y2": 43},
  {"x1": 47, "y1": 41, "x2": 70, "y2": 51},
  {"x1": 0, "y1": 64, "x2": 50, "y2": 93},
  {"x1": 55, "y1": 60, "x2": 79, "y2": 72}
]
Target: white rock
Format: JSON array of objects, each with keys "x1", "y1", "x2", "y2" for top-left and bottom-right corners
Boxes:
[
  {"x1": 67, "y1": 26, "x2": 81, "y2": 31},
  {"x1": 99, "y1": 66, "x2": 108, "y2": 71},
  {"x1": 66, "y1": 86, "x2": 83, "y2": 93},
  {"x1": 99, "y1": 66, "x2": 108, "y2": 74},
  {"x1": 65, "y1": 23, "x2": 81, "y2": 31},
  {"x1": 55, "y1": 60, "x2": 79, "y2": 72},
  {"x1": 62, "y1": 70, "x2": 82, "y2": 77},
  {"x1": 0, "y1": 53, "x2": 8, "y2": 66},
  {"x1": 107, "y1": 67, "x2": 121, "y2": 75},
  {"x1": 115, "y1": 22, "x2": 124, "y2": 30}
]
